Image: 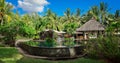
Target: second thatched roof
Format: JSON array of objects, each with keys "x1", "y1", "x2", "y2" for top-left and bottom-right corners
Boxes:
[{"x1": 76, "y1": 18, "x2": 105, "y2": 32}]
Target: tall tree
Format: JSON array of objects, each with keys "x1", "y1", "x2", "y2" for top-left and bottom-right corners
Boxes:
[
  {"x1": 89, "y1": 6, "x2": 100, "y2": 21},
  {"x1": 42, "y1": 9, "x2": 63, "y2": 31},
  {"x1": 63, "y1": 8, "x2": 80, "y2": 34},
  {"x1": 115, "y1": 10, "x2": 120, "y2": 19},
  {"x1": 75, "y1": 8, "x2": 81, "y2": 17},
  {"x1": 99, "y1": 2, "x2": 108, "y2": 25},
  {"x1": 0, "y1": 0, "x2": 13, "y2": 25},
  {"x1": 86, "y1": 2, "x2": 109, "y2": 26}
]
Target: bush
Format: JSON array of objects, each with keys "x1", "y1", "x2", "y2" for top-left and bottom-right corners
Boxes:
[
  {"x1": 39, "y1": 38, "x2": 57, "y2": 47},
  {"x1": 24, "y1": 41, "x2": 40, "y2": 47},
  {"x1": 63, "y1": 38, "x2": 75, "y2": 47},
  {"x1": 0, "y1": 21, "x2": 36, "y2": 46},
  {"x1": 24, "y1": 38, "x2": 57, "y2": 47},
  {"x1": 87, "y1": 36, "x2": 120, "y2": 62}
]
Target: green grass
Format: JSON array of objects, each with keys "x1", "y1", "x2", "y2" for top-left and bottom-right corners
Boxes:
[
  {"x1": 0, "y1": 47, "x2": 106, "y2": 63},
  {"x1": 0, "y1": 47, "x2": 23, "y2": 63},
  {"x1": 17, "y1": 57, "x2": 105, "y2": 63}
]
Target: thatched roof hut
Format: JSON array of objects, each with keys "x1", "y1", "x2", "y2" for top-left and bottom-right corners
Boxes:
[
  {"x1": 76, "y1": 18, "x2": 105, "y2": 32},
  {"x1": 75, "y1": 18, "x2": 105, "y2": 40}
]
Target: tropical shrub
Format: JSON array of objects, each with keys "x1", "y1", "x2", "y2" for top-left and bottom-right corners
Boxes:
[
  {"x1": 39, "y1": 38, "x2": 57, "y2": 47},
  {"x1": 63, "y1": 38, "x2": 75, "y2": 47},
  {"x1": 87, "y1": 36, "x2": 120, "y2": 62},
  {"x1": 24, "y1": 41, "x2": 39, "y2": 47},
  {"x1": 64, "y1": 22, "x2": 79, "y2": 34},
  {"x1": 24, "y1": 38, "x2": 57, "y2": 47},
  {"x1": 0, "y1": 20, "x2": 36, "y2": 46}
]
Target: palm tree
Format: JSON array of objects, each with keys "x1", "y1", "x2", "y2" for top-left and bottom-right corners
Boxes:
[
  {"x1": 75, "y1": 8, "x2": 81, "y2": 24},
  {"x1": 99, "y1": 2, "x2": 109, "y2": 25},
  {"x1": 81, "y1": 10, "x2": 93, "y2": 24},
  {"x1": 42, "y1": 9, "x2": 63, "y2": 31},
  {"x1": 64, "y1": 8, "x2": 73, "y2": 22},
  {"x1": 75, "y1": 8, "x2": 81, "y2": 17},
  {"x1": 86, "y1": 2, "x2": 109, "y2": 26},
  {"x1": 0, "y1": 0, "x2": 13, "y2": 25},
  {"x1": 106, "y1": 10, "x2": 120, "y2": 33},
  {"x1": 114, "y1": 10, "x2": 120, "y2": 19},
  {"x1": 63, "y1": 8, "x2": 80, "y2": 34},
  {"x1": 89, "y1": 6, "x2": 100, "y2": 21},
  {"x1": 81, "y1": 6, "x2": 100, "y2": 25},
  {"x1": 113, "y1": 10, "x2": 120, "y2": 32}
]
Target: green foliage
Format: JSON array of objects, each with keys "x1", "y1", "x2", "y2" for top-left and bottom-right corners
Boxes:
[
  {"x1": 0, "y1": 1, "x2": 120, "y2": 48},
  {"x1": 24, "y1": 41, "x2": 40, "y2": 47},
  {"x1": 63, "y1": 38, "x2": 75, "y2": 47},
  {"x1": 64, "y1": 22, "x2": 79, "y2": 34},
  {"x1": 106, "y1": 20, "x2": 120, "y2": 35},
  {"x1": 0, "y1": 20, "x2": 36, "y2": 46},
  {"x1": 24, "y1": 39, "x2": 57, "y2": 47},
  {"x1": 87, "y1": 36, "x2": 120, "y2": 60},
  {"x1": 0, "y1": 0, "x2": 13, "y2": 25},
  {"x1": 39, "y1": 38, "x2": 57, "y2": 47},
  {"x1": 0, "y1": 20, "x2": 36, "y2": 37}
]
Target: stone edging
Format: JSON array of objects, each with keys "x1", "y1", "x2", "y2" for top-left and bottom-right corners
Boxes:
[{"x1": 16, "y1": 39, "x2": 86, "y2": 60}]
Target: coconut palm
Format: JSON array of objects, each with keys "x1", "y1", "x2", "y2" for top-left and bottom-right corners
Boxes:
[
  {"x1": 113, "y1": 10, "x2": 120, "y2": 32},
  {"x1": 0, "y1": 0, "x2": 13, "y2": 25},
  {"x1": 42, "y1": 9, "x2": 63, "y2": 31},
  {"x1": 89, "y1": 6, "x2": 100, "y2": 21},
  {"x1": 99, "y1": 2, "x2": 109, "y2": 25},
  {"x1": 75, "y1": 8, "x2": 81, "y2": 17},
  {"x1": 63, "y1": 8, "x2": 81, "y2": 34},
  {"x1": 74, "y1": 8, "x2": 82, "y2": 25},
  {"x1": 114, "y1": 10, "x2": 120, "y2": 19},
  {"x1": 86, "y1": 2, "x2": 109, "y2": 26},
  {"x1": 81, "y1": 10, "x2": 93, "y2": 24},
  {"x1": 64, "y1": 8, "x2": 73, "y2": 22}
]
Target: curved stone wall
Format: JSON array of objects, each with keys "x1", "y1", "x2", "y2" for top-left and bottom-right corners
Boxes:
[{"x1": 17, "y1": 42, "x2": 84, "y2": 59}]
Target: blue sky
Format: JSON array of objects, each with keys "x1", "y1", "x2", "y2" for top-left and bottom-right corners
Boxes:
[{"x1": 6, "y1": 0, "x2": 120, "y2": 16}]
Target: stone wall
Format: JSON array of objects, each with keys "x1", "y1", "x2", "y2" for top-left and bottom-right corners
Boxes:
[{"x1": 17, "y1": 42, "x2": 84, "y2": 58}]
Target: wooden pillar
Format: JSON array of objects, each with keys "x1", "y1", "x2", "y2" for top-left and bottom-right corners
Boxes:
[
  {"x1": 84, "y1": 32, "x2": 87, "y2": 40},
  {"x1": 83, "y1": 32, "x2": 85, "y2": 40},
  {"x1": 76, "y1": 33, "x2": 78, "y2": 44}
]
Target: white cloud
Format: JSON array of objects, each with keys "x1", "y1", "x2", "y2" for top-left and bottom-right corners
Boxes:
[{"x1": 18, "y1": 0, "x2": 49, "y2": 13}]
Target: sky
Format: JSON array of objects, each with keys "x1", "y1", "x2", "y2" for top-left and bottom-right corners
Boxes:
[{"x1": 6, "y1": 0, "x2": 120, "y2": 16}]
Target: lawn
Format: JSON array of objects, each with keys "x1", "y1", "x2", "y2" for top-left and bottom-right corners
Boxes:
[{"x1": 0, "y1": 47, "x2": 106, "y2": 63}]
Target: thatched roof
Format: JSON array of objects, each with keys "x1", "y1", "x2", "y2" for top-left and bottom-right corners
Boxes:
[{"x1": 76, "y1": 18, "x2": 105, "y2": 32}]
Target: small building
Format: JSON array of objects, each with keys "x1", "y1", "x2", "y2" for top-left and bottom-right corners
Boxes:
[
  {"x1": 75, "y1": 18, "x2": 105, "y2": 41},
  {"x1": 39, "y1": 29, "x2": 66, "y2": 46},
  {"x1": 39, "y1": 29, "x2": 66, "y2": 40}
]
